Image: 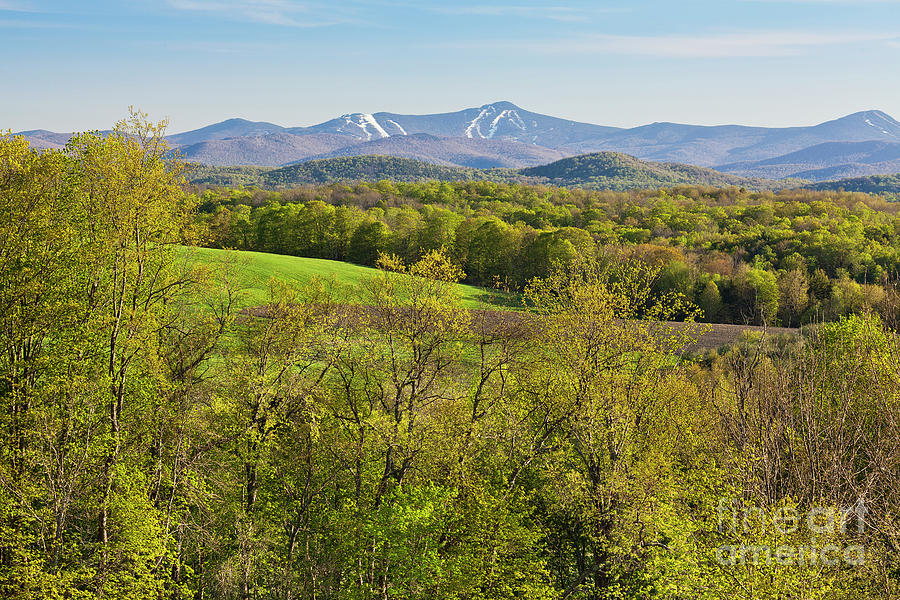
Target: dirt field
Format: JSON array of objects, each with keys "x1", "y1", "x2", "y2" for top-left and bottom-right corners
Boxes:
[
  {"x1": 653, "y1": 320, "x2": 799, "y2": 351},
  {"x1": 250, "y1": 303, "x2": 800, "y2": 352},
  {"x1": 464, "y1": 309, "x2": 799, "y2": 352}
]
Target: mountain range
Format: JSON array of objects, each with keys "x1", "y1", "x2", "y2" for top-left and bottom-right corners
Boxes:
[{"x1": 14, "y1": 102, "x2": 900, "y2": 181}]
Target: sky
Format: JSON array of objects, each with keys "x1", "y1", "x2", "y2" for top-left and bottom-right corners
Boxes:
[{"x1": 3, "y1": 0, "x2": 900, "y2": 133}]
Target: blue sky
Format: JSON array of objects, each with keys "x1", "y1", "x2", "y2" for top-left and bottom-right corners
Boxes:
[{"x1": 3, "y1": 0, "x2": 900, "y2": 133}]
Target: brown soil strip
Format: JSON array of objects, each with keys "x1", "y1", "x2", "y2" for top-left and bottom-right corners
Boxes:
[{"x1": 246, "y1": 304, "x2": 799, "y2": 351}]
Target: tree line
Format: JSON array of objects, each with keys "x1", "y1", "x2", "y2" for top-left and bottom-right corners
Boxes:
[{"x1": 197, "y1": 181, "x2": 900, "y2": 326}]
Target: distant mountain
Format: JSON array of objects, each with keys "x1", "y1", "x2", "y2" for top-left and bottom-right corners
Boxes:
[
  {"x1": 296, "y1": 133, "x2": 572, "y2": 169},
  {"x1": 166, "y1": 118, "x2": 286, "y2": 146},
  {"x1": 718, "y1": 140, "x2": 900, "y2": 180},
  {"x1": 288, "y1": 101, "x2": 621, "y2": 147},
  {"x1": 13, "y1": 117, "x2": 289, "y2": 153},
  {"x1": 566, "y1": 111, "x2": 900, "y2": 167},
  {"x1": 14, "y1": 129, "x2": 73, "y2": 150},
  {"x1": 188, "y1": 152, "x2": 783, "y2": 191},
  {"x1": 177, "y1": 132, "x2": 353, "y2": 166},
  {"x1": 13, "y1": 104, "x2": 900, "y2": 179},
  {"x1": 519, "y1": 152, "x2": 771, "y2": 190}
]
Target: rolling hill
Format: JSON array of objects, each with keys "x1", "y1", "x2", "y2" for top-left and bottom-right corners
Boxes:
[
  {"x1": 261, "y1": 156, "x2": 505, "y2": 186},
  {"x1": 182, "y1": 246, "x2": 794, "y2": 350},
  {"x1": 180, "y1": 246, "x2": 509, "y2": 309},
  {"x1": 519, "y1": 152, "x2": 771, "y2": 190},
  {"x1": 805, "y1": 173, "x2": 900, "y2": 194},
  {"x1": 176, "y1": 132, "x2": 354, "y2": 166},
  {"x1": 13, "y1": 129, "x2": 76, "y2": 150},
  {"x1": 188, "y1": 152, "x2": 783, "y2": 190}
]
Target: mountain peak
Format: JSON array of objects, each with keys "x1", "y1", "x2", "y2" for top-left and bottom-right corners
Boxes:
[
  {"x1": 829, "y1": 110, "x2": 900, "y2": 138},
  {"x1": 203, "y1": 117, "x2": 281, "y2": 130},
  {"x1": 849, "y1": 109, "x2": 894, "y2": 118},
  {"x1": 16, "y1": 129, "x2": 56, "y2": 136},
  {"x1": 165, "y1": 118, "x2": 286, "y2": 146},
  {"x1": 480, "y1": 101, "x2": 520, "y2": 111},
  {"x1": 867, "y1": 110, "x2": 900, "y2": 127}
]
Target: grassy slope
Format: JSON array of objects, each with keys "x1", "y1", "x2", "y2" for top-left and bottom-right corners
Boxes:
[
  {"x1": 179, "y1": 247, "x2": 797, "y2": 349},
  {"x1": 179, "y1": 246, "x2": 511, "y2": 309}
]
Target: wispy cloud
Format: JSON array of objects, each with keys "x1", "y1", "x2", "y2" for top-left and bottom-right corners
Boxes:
[
  {"x1": 142, "y1": 39, "x2": 290, "y2": 54},
  {"x1": 166, "y1": 0, "x2": 349, "y2": 27},
  {"x1": 0, "y1": 1, "x2": 35, "y2": 11},
  {"x1": 455, "y1": 30, "x2": 899, "y2": 58},
  {"x1": 424, "y1": 4, "x2": 627, "y2": 23},
  {"x1": 0, "y1": 18, "x2": 73, "y2": 29}
]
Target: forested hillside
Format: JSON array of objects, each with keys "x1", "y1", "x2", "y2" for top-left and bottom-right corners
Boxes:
[
  {"x1": 197, "y1": 180, "x2": 900, "y2": 327},
  {"x1": 266, "y1": 155, "x2": 510, "y2": 185},
  {"x1": 187, "y1": 152, "x2": 782, "y2": 191},
  {"x1": 519, "y1": 152, "x2": 774, "y2": 190},
  {"x1": 5, "y1": 122, "x2": 900, "y2": 599},
  {"x1": 809, "y1": 172, "x2": 900, "y2": 196},
  {"x1": 187, "y1": 157, "x2": 507, "y2": 187}
]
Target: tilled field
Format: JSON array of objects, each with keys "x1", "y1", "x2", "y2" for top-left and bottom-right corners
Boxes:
[{"x1": 248, "y1": 304, "x2": 799, "y2": 351}]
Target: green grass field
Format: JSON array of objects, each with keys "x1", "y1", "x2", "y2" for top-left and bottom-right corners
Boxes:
[
  {"x1": 178, "y1": 246, "x2": 515, "y2": 309},
  {"x1": 176, "y1": 247, "x2": 794, "y2": 351}
]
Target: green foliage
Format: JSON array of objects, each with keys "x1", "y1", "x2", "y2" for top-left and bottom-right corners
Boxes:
[
  {"x1": 6, "y1": 119, "x2": 900, "y2": 600},
  {"x1": 193, "y1": 180, "x2": 900, "y2": 325},
  {"x1": 519, "y1": 152, "x2": 772, "y2": 191},
  {"x1": 186, "y1": 164, "x2": 270, "y2": 187},
  {"x1": 808, "y1": 173, "x2": 900, "y2": 195},
  {"x1": 733, "y1": 266, "x2": 779, "y2": 324},
  {"x1": 263, "y1": 156, "x2": 514, "y2": 186},
  {"x1": 699, "y1": 279, "x2": 723, "y2": 322},
  {"x1": 186, "y1": 152, "x2": 782, "y2": 192},
  {"x1": 179, "y1": 246, "x2": 508, "y2": 309}
]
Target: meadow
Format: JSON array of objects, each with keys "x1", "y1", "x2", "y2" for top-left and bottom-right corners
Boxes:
[{"x1": 179, "y1": 246, "x2": 514, "y2": 309}]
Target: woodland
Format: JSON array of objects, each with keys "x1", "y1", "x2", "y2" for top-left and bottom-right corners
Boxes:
[
  {"x1": 2, "y1": 117, "x2": 900, "y2": 599},
  {"x1": 198, "y1": 180, "x2": 900, "y2": 328}
]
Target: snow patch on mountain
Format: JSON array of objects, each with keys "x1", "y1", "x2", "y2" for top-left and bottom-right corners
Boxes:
[
  {"x1": 467, "y1": 105, "x2": 530, "y2": 139},
  {"x1": 385, "y1": 119, "x2": 407, "y2": 135},
  {"x1": 465, "y1": 106, "x2": 495, "y2": 138},
  {"x1": 489, "y1": 112, "x2": 507, "y2": 129},
  {"x1": 487, "y1": 112, "x2": 505, "y2": 138},
  {"x1": 339, "y1": 113, "x2": 390, "y2": 140},
  {"x1": 361, "y1": 114, "x2": 389, "y2": 139},
  {"x1": 865, "y1": 118, "x2": 890, "y2": 136},
  {"x1": 868, "y1": 112, "x2": 900, "y2": 138}
]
